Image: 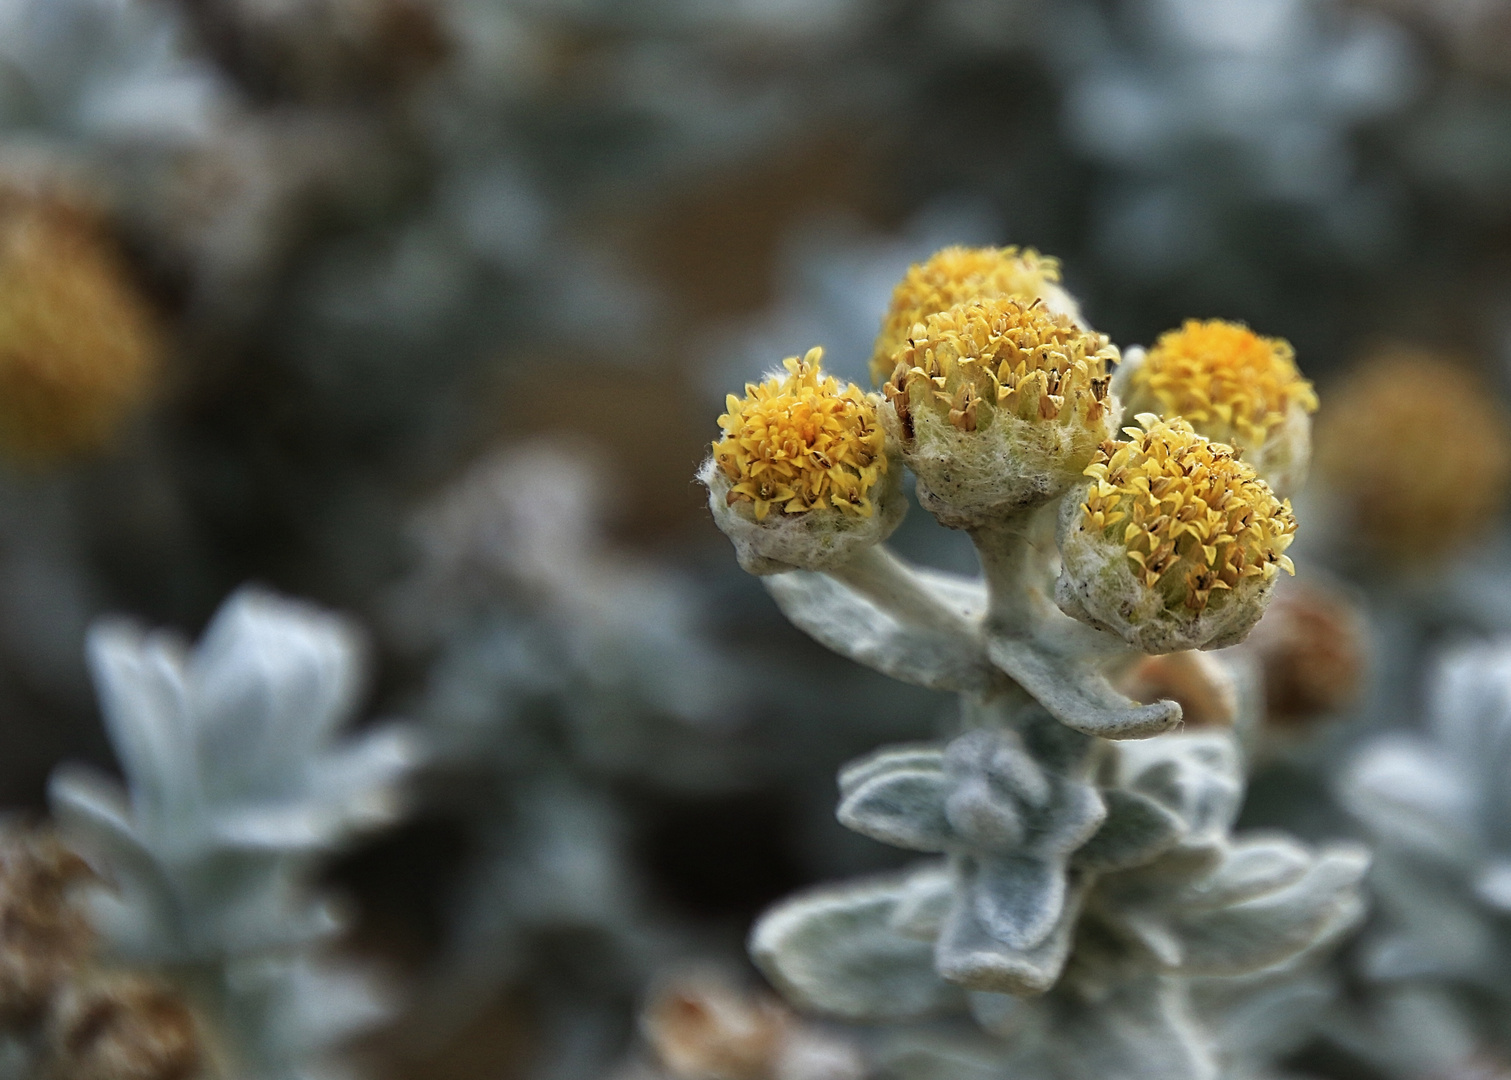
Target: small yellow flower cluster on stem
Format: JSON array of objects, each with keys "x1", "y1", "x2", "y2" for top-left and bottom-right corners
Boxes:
[
  {"x1": 1081, "y1": 415, "x2": 1297, "y2": 613},
  {"x1": 713, "y1": 347, "x2": 886, "y2": 521},
  {"x1": 870, "y1": 245, "x2": 1065, "y2": 385},
  {"x1": 884, "y1": 296, "x2": 1114, "y2": 435},
  {"x1": 1128, "y1": 319, "x2": 1317, "y2": 450}
]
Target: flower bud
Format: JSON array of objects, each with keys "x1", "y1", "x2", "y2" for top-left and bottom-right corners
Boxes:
[
  {"x1": 0, "y1": 185, "x2": 164, "y2": 463},
  {"x1": 870, "y1": 245, "x2": 1080, "y2": 386},
  {"x1": 1116, "y1": 320, "x2": 1317, "y2": 495},
  {"x1": 702, "y1": 348, "x2": 902, "y2": 574},
  {"x1": 1246, "y1": 579, "x2": 1366, "y2": 728},
  {"x1": 1118, "y1": 650, "x2": 1238, "y2": 728},
  {"x1": 1056, "y1": 415, "x2": 1297, "y2": 654},
  {"x1": 1312, "y1": 348, "x2": 1511, "y2": 566},
  {"x1": 880, "y1": 296, "x2": 1118, "y2": 527}
]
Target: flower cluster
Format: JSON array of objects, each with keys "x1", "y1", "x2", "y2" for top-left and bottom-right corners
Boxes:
[
  {"x1": 883, "y1": 296, "x2": 1114, "y2": 435},
  {"x1": 876, "y1": 296, "x2": 1119, "y2": 525},
  {"x1": 713, "y1": 348, "x2": 886, "y2": 521},
  {"x1": 1077, "y1": 415, "x2": 1297, "y2": 612},
  {"x1": 1313, "y1": 347, "x2": 1511, "y2": 564},
  {"x1": 869, "y1": 245, "x2": 1069, "y2": 385},
  {"x1": 702, "y1": 241, "x2": 1347, "y2": 1078},
  {"x1": 0, "y1": 188, "x2": 164, "y2": 462},
  {"x1": 1126, "y1": 320, "x2": 1317, "y2": 449}
]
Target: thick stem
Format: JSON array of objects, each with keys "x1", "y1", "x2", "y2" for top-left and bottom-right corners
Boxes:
[
  {"x1": 970, "y1": 503, "x2": 1135, "y2": 663},
  {"x1": 968, "y1": 504, "x2": 1063, "y2": 629},
  {"x1": 825, "y1": 543, "x2": 980, "y2": 641}
]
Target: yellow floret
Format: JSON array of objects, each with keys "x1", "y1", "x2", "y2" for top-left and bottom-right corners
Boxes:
[
  {"x1": 1080, "y1": 415, "x2": 1297, "y2": 614},
  {"x1": 1313, "y1": 348, "x2": 1511, "y2": 563},
  {"x1": 871, "y1": 245, "x2": 1064, "y2": 385},
  {"x1": 1130, "y1": 319, "x2": 1317, "y2": 449},
  {"x1": 884, "y1": 296, "x2": 1115, "y2": 435},
  {"x1": 0, "y1": 189, "x2": 164, "y2": 462},
  {"x1": 713, "y1": 347, "x2": 886, "y2": 521}
]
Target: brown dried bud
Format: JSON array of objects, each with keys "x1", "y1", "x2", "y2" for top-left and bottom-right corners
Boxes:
[
  {"x1": 0, "y1": 825, "x2": 94, "y2": 1019},
  {"x1": 643, "y1": 974, "x2": 789, "y2": 1080},
  {"x1": 1246, "y1": 581, "x2": 1366, "y2": 726},
  {"x1": 45, "y1": 974, "x2": 202, "y2": 1080},
  {"x1": 1118, "y1": 650, "x2": 1238, "y2": 728}
]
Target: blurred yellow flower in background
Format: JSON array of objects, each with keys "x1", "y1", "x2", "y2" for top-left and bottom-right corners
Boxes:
[
  {"x1": 1314, "y1": 347, "x2": 1511, "y2": 565},
  {"x1": 0, "y1": 187, "x2": 165, "y2": 464}
]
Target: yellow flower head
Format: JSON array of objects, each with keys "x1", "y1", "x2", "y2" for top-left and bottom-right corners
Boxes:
[
  {"x1": 1313, "y1": 348, "x2": 1511, "y2": 564},
  {"x1": 871, "y1": 245, "x2": 1065, "y2": 385},
  {"x1": 0, "y1": 188, "x2": 164, "y2": 462},
  {"x1": 884, "y1": 295, "x2": 1115, "y2": 435},
  {"x1": 1127, "y1": 320, "x2": 1317, "y2": 450},
  {"x1": 713, "y1": 347, "x2": 886, "y2": 521},
  {"x1": 1080, "y1": 415, "x2": 1297, "y2": 614}
]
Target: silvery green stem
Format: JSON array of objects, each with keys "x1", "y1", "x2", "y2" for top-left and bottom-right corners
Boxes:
[
  {"x1": 970, "y1": 506, "x2": 1134, "y2": 665},
  {"x1": 825, "y1": 544, "x2": 984, "y2": 643},
  {"x1": 967, "y1": 505, "x2": 1182, "y2": 740},
  {"x1": 767, "y1": 528, "x2": 1179, "y2": 738},
  {"x1": 969, "y1": 506, "x2": 1062, "y2": 629}
]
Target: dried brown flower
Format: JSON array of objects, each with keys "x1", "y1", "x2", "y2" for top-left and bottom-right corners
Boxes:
[
  {"x1": 643, "y1": 974, "x2": 790, "y2": 1080},
  {"x1": 1118, "y1": 650, "x2": 1239, "y2": 728},
  {"x1": 0, "y1": 824, "x2": 94, "y2": 1019},
  {"x1": 45, "y1": 974, "x2": 203, "y2": 1080},
  {"x1": 1247, "y1": 581, "x2": 1367, "y2": 726}
]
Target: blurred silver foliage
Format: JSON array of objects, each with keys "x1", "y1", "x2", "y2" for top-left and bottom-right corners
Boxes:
[
  {"x1": 48, "y1": 587, "x2": 418, "y2": 1080},
  {"x1": 1336, "y1": 639, "x2": 1511, "y2": 1076},
  {"x1": 1052, "y1": 0, "x2": 1418, "y2": 288},
  {"x1": 385, "y1": 440, "x2": 749, "y2": 1076}
]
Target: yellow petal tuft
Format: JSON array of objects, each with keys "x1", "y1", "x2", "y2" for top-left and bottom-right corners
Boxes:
[
  {"x1": 1079, "y1": 416, "x2": 1297, "y2": 614},
  {"x1": 884, "y1": 296, "x2": 1115, "y2": 433},
  {"x1": 870, "y1": 245, "x2": 1066, "y2": 385},
  {"x1": 1130, "y1": 319, "x2": 1316, "y2": 449},
  {"x1": 713, "y1": 347, "x2": 886, "y2": 519}
]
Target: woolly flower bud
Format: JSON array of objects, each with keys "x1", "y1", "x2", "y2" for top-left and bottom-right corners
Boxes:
[
  {"x1": 702, "y1": 347, "x2": 902, "y2": 574},
  {"x1": 1056, "y1": 415, "x2": 1297, "y2": 654},
  {"x1": 1313, "y1": 348, "x2": 1511, "y2": 565},
  {"x1": 881, "y1": 296, "x2": 1118, "y2": 526},
  {"x1": 0, "y1": 189, "x2": 164, "y2": 462},
  {"x1": 1119, "y1": 319, "x2": 1317, "y2": 494},
  {"x1": 869, "y1": 245, "x2": 1079, "y2": 385}
]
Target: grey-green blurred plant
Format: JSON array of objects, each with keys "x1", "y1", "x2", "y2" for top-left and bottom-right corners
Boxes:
[
  {"x1": 1334, "y1": 639, "x2": 1511, "y2": 1076},
  {"x1": 48, "y1": 587, "x2": 419, "y2": 1080}
]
